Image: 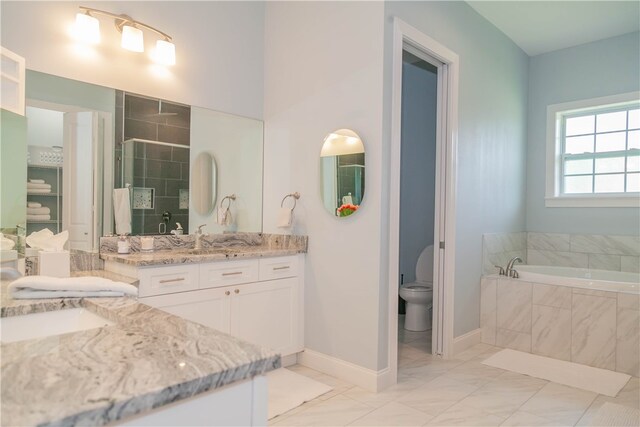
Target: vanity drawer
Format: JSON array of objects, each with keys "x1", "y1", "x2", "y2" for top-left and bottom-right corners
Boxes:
[
  {"x1": 138, "y1": 264, "x2": 199, "y2": 297},
  {"x1": 199, "y1": 259, "x2": 259, "y2": 289},
  {"x1": 259, "y1": 256, "x2": 298, "y2": 281}
]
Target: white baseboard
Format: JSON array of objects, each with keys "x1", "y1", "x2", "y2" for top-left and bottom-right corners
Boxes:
[
  {"x1": 298, "y1": 349, "x2": 389, "y2": 392},
  {"x1": 453, "y1": 328, "x2": 481, "y2": 355},
  {"x1": 280, "y1": 353, "x2": 298, "y2": 368}
]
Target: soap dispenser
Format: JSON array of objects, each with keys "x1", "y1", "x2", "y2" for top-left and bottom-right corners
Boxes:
[{"x1": 117, "y1": 234, "x2": 131, "y2": 254}]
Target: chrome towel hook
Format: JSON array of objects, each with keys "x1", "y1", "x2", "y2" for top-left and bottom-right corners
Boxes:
[{"x1": 281, "y1": 192, "x2": 301, "y2": 211}]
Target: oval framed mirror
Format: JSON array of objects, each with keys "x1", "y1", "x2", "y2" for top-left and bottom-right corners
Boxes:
[
  {"x1": 192, "y1": 152, "x2": 217, "y2": 215},
  {"x1": 319, "y1": 129, "x2": 365, "y2": 218}
]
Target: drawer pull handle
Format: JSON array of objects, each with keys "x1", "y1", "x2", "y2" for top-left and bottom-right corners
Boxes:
[
  {"x1": 222, "y1": 271, "x2": 243, "y2": 276},
  {"x1": 234, "y1": 289, "x2": 240, "y2": 294},
  {"x1": 159, "y1": 278, "x2": 186, "y2": 284},
  {"x1": 273, "y1": 266, "x2": 290, "y2": 271},
  {"x1": 225, "y1": 291, "x2": 230, "y2": 296}
]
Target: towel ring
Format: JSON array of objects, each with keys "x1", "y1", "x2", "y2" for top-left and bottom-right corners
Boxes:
[
  {"x1": 220, "y1": 194, "x2": 236, "y2": 210},
  {"x1": 281, "y1": 192, "x2": 301, "y2": 210}
]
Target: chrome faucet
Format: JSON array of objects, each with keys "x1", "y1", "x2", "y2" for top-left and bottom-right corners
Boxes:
[
  {"x1": 194, "y1": 224, "x2": 207, "y2": 250},
  {"x1": 506, "y1": 256, "x2": 523, "y2": 278}
]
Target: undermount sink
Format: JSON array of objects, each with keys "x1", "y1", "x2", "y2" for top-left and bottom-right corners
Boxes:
[{"x1": 0, "y1": 308, "x2": 114, "y2": 344}]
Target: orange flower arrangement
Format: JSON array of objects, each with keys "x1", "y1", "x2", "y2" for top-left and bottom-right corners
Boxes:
[{"x1": 337, "y1": 203, "x2": 359, "y2": 217}]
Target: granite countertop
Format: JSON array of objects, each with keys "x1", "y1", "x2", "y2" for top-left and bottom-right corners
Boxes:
[
  {"x1": 1, "y1": 273, "x2": 280, "y2": 426},
  {"x1": 100, "y1": 246, "x2": 304, "y2": 266}
]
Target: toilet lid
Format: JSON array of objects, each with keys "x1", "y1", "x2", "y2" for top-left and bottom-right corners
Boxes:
[{"x1": 416, "y1": 245, "x2": 434, "y2": 282}]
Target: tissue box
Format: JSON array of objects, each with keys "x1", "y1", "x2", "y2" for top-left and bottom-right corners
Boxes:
[{"x1": 39, "y1": 251, "x2": 70, "y2": 278}]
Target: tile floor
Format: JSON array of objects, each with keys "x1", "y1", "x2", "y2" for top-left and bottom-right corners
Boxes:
[{"x1": 270, "y1": 315, "x2": 640, "y2": 426}]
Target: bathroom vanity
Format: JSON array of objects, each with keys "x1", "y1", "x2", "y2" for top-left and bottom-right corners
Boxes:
[
  {"x1": 0, "y1": 271, "x2": 279, "y2": 426},
  {"x1": 101, "y1": 233, "x2": 307, "y2": 364}
]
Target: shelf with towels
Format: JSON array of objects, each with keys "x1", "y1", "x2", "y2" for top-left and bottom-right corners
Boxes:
[
  {"x1": 27, "y1": 193, "x2": 60, "y2": 196},
  {"x1": 26, "y1": 220, "x2": 58, "y2": 224}
]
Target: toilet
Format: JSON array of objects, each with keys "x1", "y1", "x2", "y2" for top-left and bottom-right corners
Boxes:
[{"x1": 399, "y1": 245, "x2": 434, "y2": 331}]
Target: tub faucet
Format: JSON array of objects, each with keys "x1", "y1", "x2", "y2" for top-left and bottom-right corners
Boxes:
[
  {"x1": 506, "y1": 256, "x2": 523, "y2": 278},
  {"x1": 194, "y1": 224, "x2": 207, "y2": 250}
]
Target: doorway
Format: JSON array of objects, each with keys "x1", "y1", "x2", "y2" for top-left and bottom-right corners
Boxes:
[{"x1": 386, "y1": 17, "x2": 459, "y2": 389}]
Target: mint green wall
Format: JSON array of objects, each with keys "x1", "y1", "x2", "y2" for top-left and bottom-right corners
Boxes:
[
  {"x1": 26, "y1": 70, "x2": 115, "y2": 114},
  {"x1": 526, "y1": 32, "x2": 640, "y2": 235},
  {"x1": 1, "y1": 110, "x2": 27, "y2": 229},
  {"x1": 383, "y1": 2, "x2": 529, "y2": 340}
]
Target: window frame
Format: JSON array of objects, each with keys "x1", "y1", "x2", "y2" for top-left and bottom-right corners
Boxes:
[{"x1": 545, "y1": 91, "x2": 640, "y2": 208}]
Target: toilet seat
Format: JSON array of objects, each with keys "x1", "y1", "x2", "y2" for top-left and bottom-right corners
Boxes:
[{"x1": 401, "y1": 281, "x2": 433, "y2": 292}]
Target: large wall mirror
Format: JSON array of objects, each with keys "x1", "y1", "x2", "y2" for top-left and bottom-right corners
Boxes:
[
  {"x1": 320, "y1": 129, "x2": 365, "y2": 218},
  {"x1": 2, "y1": 70, "x2": 264, "y2": 254}
]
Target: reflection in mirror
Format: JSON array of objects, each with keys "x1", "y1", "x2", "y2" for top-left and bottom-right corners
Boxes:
[
  {"x1": 192, "y1": 152, "x2": 217, "y2": 216},
  {"x1": 320, "y1": 129, "x2": 365, "y2": 217}
]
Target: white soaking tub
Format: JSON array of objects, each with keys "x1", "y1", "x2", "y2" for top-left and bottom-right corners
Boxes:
[{"x1": 516, "y1": 265, "x2": 639, "y2": 294}]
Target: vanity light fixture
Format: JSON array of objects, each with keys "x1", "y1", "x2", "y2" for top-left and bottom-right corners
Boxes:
[{"x1": 75, "y1": 6, "x2": 176, "y2": 65}]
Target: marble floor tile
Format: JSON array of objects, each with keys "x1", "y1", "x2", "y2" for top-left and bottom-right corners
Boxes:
[
  {"x1": 398, "y1": 356, "x2": 464, "y2": 383},
  {"x1": 531, "y1": 304, "x2": 571, "y2": 361},
  {"x1": 442, "y1": 361, "x2": 505, "y2": 387},
  {"x1": 576, "y1": 377, "x2": 640, "y2": 426},
  {"x1": 397, "y1": 375, "x2": 480, "y2": 417},
  {"x1": 500, "y1": 411, "x2": 566, "y2": 426},
  {"x1": 517, "y1": 382, "x2": 597, "y2": 425},
  {"x1": 272, "y1": 394, "x2": 373, "y2": 426},
  {"x1": 454, "y1": 343, "x2": 500, "y2": 362},
  {"x1": 425, "y1": 401, "x2": 506, "y2": 426},
  {"x1": 342, "y1": 378, "x2": 423, "y2": 408},
  {"x1": 571, "y1": 293, "x2": 617, "y2": 370},
  {"x1": 348, "y1": 401, "x2": 434, "y2": 426}
]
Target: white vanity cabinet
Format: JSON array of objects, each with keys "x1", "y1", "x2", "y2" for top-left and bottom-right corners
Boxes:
[{"x1": 131, "y1": 255, "x2": 304, "y2": 357}]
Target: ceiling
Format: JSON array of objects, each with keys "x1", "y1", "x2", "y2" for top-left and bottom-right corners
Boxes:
[{"x1": 467, "y1": 1, "x2": 640, "y2": 56}]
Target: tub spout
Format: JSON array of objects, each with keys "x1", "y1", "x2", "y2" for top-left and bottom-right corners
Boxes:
[{"x1": 506, "y1": 256, "x2": 523, "y2": 278}]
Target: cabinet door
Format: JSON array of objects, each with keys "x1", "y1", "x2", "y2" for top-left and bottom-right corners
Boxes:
[
  {"x1": 141, "y1": 287, "x2": 231, "y2": 333},
  {"x1": 229, "y1": 277, "x2": 300, "y2": 356}
]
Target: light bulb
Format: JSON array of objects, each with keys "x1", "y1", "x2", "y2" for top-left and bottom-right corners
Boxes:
[
  {"x1": 74, "y1": 13, "x2": 100, "y2": 44},
  {"x1": 154, "y1": 39, "x2": 176, "y2": 66},
  {"x1": 121, "y1": 25, "x2": 144, "y2": 52}
]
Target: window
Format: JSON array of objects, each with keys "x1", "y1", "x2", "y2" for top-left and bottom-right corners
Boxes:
[{"x1": 546, "y1": 92, "x2": 640, "y2": 207}]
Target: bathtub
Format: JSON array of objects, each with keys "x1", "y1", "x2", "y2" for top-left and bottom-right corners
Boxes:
[{"x1": 515, "y1": 265, "x2": 640, "y2": 295}]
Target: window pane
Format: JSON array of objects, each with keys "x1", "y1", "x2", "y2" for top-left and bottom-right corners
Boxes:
[
  {"x1": 565, "y1": 115, "x2": 594, "y2": 136},
  {"x1": 628, "y1": 156, "x2": 640, "y2": 172},
  {"x1": 565, "y1": 135, "x2": 594, "y2": 154},
  {"x1": 596, "y1": 132, "x2": 626, "y2": 152},
  {"x1": 629, "y1": 130, "x2": 640, "y2": 150},
  {"x1": 627, "y1": 173, "x2": 640, "y2": 192},
  {"x1": 629, "y1": 109, "x2": 640, "y2": 129},
  {"x1": 564, "y1": 158, "x2": 593, "y2": 175},
  {"x1": 596, "y1": 111, "x2": 627, "y2": 133},
  {"x1": 564, "y1": 176, "x2": 592, "y2": 194},
  {"x1": 594, "y1": 174, "x2": 624, "y2": 193},
  {"x1": 595, "y1": 157, "x2": 625, "y2": 173}
]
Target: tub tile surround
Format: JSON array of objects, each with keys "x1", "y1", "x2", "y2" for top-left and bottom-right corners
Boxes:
[
  {"x1": 481, "y1": 276, "x2": 640, "y2": 377},
  {"x1": 483, "y1": 232, "x2": 640, "y2": 274}
]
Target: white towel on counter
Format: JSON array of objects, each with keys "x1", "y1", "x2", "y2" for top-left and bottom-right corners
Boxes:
[
  {"x1": 277, "y1": 207, "x2": 293, "y2": 228},
  {"x1": 27, "y1": 214, "x2": 51, "y2": 221},
  {"x1": 27, "y1": 201, "x2": 42, "y2": 208},
  {"x1": 8, "y1": 276, "x2": 138, "y2": 299},
  {"x1": 27, "y1": 182, "x2": 51, "y2": 190},
  {"x1": 27, "y1": 188, "x2": 52, "y2": 194},
  {"x1": 113, "y1": 188, "x2": 132, "y2": 235},
  {"x1": 29, "y1": 179, "x2": 45, "y2": 184},
  {"x1": 27, "y1": 207, "x2": 50, "y2": 215}
]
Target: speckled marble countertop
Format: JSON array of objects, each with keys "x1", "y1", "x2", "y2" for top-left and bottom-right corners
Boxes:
[
  {"x1": 101, "y1": 246, "x2": 303, "y2": 266},
  {"x1": 1, "y1": 271, "x2": 280, "y2": 426}
]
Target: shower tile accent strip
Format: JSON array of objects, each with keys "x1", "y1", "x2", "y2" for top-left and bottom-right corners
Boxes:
[{"x1": 480, "y1": 275, "x2": 640, "y2": 377}]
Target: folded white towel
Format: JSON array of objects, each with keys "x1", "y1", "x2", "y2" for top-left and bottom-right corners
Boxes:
[
  {"x1": 277, "y1": 207, "x2": 293, "y2": 228},
  {"x1": 29, "y1": 179, "x2": 45, "y2": 184},
  {"x1": 27, "y1": 188, "x2": 52, "y2": 194},
  {"x1": 27, "y1": 202, "x2": 42, "y2": 208},
  {"x1": 27, "y1": 214, "x2": 51, "y2": 221},
  {"x1": 27, "y1": 182, "x2": 52, "y2": 190},
  {"x1": 113, "y1": 188, "x2": 132, "y2": 235},
  {"x1": 27, "y1": 207, "x2": 50, "y2": 215},
  {"x1": 8, "y1": 276, "x2": 138, "y2": 299}
]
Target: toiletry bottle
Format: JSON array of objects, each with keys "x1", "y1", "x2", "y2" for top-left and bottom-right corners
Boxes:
[{"x1": 117, "y1": 234, "x2": 131, "y2": 254}]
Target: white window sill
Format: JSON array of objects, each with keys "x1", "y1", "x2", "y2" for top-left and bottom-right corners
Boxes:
[{"x1": 545, "y1": 195, "x2": 640, "y2": 208}]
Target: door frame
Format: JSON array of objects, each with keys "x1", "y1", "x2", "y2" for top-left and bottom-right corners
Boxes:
[{"x1": 388, "y1": 17, "x2": 459, "y2": 381}]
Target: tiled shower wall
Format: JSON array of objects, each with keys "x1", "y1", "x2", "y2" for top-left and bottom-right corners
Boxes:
[
  {"x1": 482, "y1": 232, "x2": 640, "y2": 273},
  {"x1": 115, "y1": 92, "x2": 191, "y2": 235}
]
